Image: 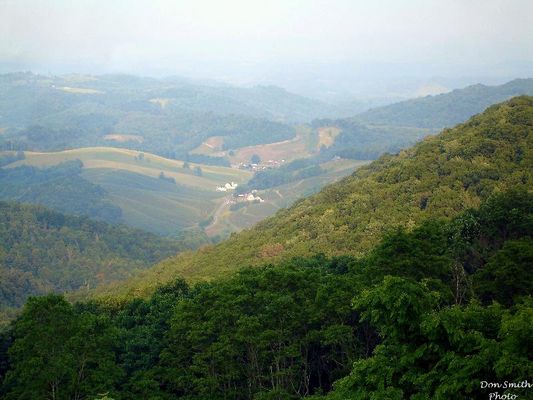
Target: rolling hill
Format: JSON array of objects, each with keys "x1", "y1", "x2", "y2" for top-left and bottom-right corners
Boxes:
[
  {"x1": 307, "y1": 79, "x2": 533, "y2": 163},
  {"x1": 1, "y1": 147, "x2": 252, "y2": 235},
  {"x1": 1, "y1": 147, "x2": 368, "y2": 238},
  {"x1": 93, "y1": 96, "x2": 533, "y2": 299}
]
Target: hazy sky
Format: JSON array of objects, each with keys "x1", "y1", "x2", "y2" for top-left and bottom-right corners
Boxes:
[{"x1": 1, "y1": 0, "x2": 531, "y2": 97}]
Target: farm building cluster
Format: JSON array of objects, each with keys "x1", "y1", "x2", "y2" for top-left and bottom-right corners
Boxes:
[
  {"x1": 232, "y1": 159, "x2": 285, "y2": 171},
  {"x1": 215, "y1": 183, "x2": 264, "y2": 204},
  {"x1": 216, "y1": 182, "x2": 238, "y2": 192},
  {"x1": 235, "y1": 191, "x2": 264, "y2": 203}
]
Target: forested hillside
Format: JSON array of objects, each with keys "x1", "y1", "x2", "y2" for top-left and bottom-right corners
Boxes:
[
  {"x1": 0, "y1": 202, "x2": 206, "y2": 324},
  {"x1": 311, "y1": 120, "x2": 431, "y2": 160},
  {"x1": 353, "y1": 78, "x2": 533, "y2": 128},
  {"x1": 96, "y1": 96, "x2": 533, "y2": 299},
  {"x1": 1, "y1": 189, "x2": 530, "y2": 399},
  {"x1": 308, "y1": 79, "x2": 533, "y2": 163}
]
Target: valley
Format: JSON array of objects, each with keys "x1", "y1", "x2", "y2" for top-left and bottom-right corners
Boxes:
[
  {"x1": 2, "y1": 147, "x2": 251, "y2": 235},
  {"x1": 205, "y1": 158, "x2": 368, "y2": 237},
  {"x1": 1, "y1": 146, "x2": 369, "y2": 237},
  {"x1": 1, "y1": 76, "x2": 531, "y2": 242}
]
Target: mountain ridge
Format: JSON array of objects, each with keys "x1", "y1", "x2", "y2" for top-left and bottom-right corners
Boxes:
[{"x1": 351, "y1": 78, "x2": 533, "y2": 128}]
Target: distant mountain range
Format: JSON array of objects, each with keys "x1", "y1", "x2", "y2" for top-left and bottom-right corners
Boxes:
[
  {"x1": 1, "y1": 73, "x2": 532, "y2": 163},
  {"x1": 0, "y1": 72, "x2": 342, "y2": 123},
  {"x1": 0, "y1": 73, "x2": 308, "y2": 159}
]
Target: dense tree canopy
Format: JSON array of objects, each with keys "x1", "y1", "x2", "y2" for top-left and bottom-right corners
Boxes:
[
  {"x1": 1, "y1": 189, "x2": 530, "y2": 399},
  {"x1": 0, "y1": 202, "x2": 205, "y2": 325},
  {"x1": 2, "y1": 295, "x2": 121, "y2": 400}
]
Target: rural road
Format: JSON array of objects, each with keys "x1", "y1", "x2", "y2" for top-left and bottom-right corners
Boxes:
[{"x1": 205, "y1": 196, "x2": 232, "y2": 235}]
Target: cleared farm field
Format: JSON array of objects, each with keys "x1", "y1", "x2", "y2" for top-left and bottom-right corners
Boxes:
[
  {"x1": 317, "y1": 126, "x2": 341, "y2": 149},
  {"x1": 6, "y1": 147, "x2": 367, "y2": 237},
  {"x1": 9, "y1": 147, "x2": 250, "y2": 188},
  {"x1": 82, "y1": 169, "x2": 219, "y2": 234},
  {"x1": 8, "y1": 147, "x2": 252, "y2": 234},
  {"x1": 190, "y1": 126, "x2": 318, "y2": 164},
  {"x1": 189, "y1": 136, "x2": 226, "y2": 156}
]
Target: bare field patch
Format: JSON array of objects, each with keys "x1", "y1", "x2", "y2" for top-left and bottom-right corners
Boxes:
[
  {"x1": 191, "y1": 127, "x2": 318, "y2": 163},
  {"x1": 204, "y1": 136, "x2": 225, "y2": 150},
  {"x1": 230, "y1": 135, "x2": 308, "y2": 164},
  {"x1": 229, "y1": 125, "x2": 318, "y2": 164},
  {"x1": 190, "y1": 136, "x2": 225, "y2": 155},
  {"x1": 149, "y1": 98, "x2": 171, "y2": 109},
  {"x1": 59, "y1": 86, "x2": 103, "y2": 94},
  {"x1": 317, "y1": 126, "x2": 341, "y2": 149},
  {"x1": 103, "y1": 134, "x2": 144, "y2": 143}
]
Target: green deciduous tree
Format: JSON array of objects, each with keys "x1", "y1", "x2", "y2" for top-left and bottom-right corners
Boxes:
[{"x1": 4, "y1": 295, "x2": 121, "y2": 400}]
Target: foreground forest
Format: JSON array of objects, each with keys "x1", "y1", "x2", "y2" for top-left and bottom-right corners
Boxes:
[{"x1": 0, "y1": 189, "x2": 531, "y2": 399}]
